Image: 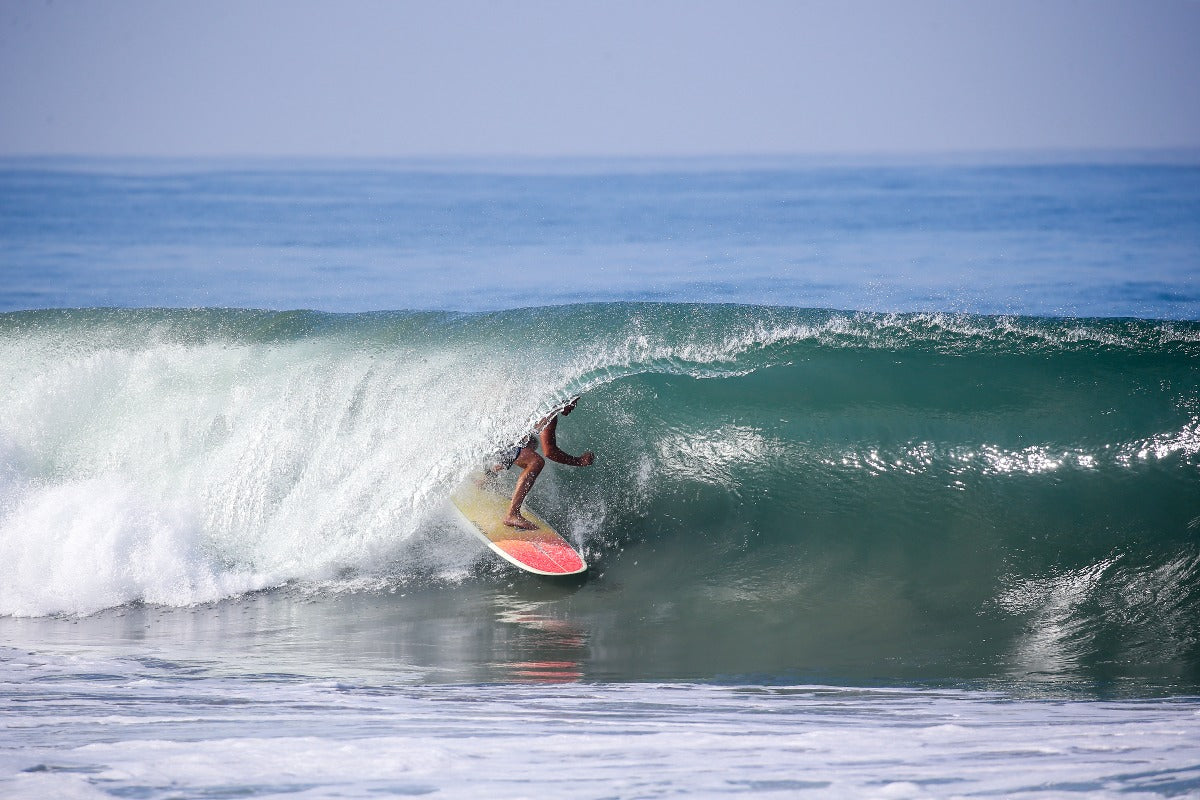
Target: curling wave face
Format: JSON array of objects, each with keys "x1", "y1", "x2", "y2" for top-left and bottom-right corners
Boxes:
[{"x1": 0, "y1": 303, "x2": 1197, "y2": 684}]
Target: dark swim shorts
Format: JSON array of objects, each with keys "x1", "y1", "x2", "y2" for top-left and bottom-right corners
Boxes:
[{"x1": 498, "y1": 445, "x2": 523, "y2": 470}]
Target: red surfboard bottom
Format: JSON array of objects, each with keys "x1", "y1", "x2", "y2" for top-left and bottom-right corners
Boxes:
[{"x1": 496, "y1": 534, "x2": 586, "y2": 574}]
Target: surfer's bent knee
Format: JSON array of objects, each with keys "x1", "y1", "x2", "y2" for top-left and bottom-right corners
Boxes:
[{"x1": 514, "y1": 447, "x2": 543, "y2": 473}]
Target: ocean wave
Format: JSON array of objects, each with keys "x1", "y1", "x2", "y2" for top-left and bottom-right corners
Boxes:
[{"x1": 0, "y1": 303, "x2": 1196, "y2": 654}]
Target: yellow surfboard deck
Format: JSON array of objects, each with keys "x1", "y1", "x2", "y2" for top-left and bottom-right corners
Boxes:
[{"x1": 449, "y1": 480, "x2": 587, "y2": 576}]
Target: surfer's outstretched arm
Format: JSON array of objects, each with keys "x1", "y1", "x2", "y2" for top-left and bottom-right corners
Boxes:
[{"x1": 539, "y1": 416, "x2": 595, "y2": 467}]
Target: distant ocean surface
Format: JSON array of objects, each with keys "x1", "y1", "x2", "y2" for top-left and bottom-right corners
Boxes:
[
  {"x1": 3, "y1": 154, "x2": 1198, "y2": 317},
  {"x1": 2, "y1": 156, "x2": 1199, "y2": 798}
]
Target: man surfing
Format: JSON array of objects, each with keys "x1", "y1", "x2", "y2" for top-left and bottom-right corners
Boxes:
[{"x1": 490, "y1": 396, "x2": 594, "y2": 530}]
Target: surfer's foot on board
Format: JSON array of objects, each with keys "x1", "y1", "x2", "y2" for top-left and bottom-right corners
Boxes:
[{"x1": 503, "y1": 513, "x2": 538, "y2": 530}]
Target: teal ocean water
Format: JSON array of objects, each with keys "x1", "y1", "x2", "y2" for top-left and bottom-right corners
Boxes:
[
  {"x1": 2, "y1": 157, "x2": 1199, "y2": 798},
  {"x1": 1, "y1": 304, "x2": 1197, "y2": 686}
]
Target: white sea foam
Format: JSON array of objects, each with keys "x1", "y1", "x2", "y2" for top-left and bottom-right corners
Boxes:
[
  {"x1": 0, "y1": 328, "x2": 559, "y2": 616},
  {"x1": 2, "y1": 648, "x2": 1198, "y2": 800},
  {"x1": 0, "y1": 475, "x2": 268, "y2": 617}
]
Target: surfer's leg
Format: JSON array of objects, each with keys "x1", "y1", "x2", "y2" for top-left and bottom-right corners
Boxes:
[{"x1": 504, "y1": 447, "x2": 543, "y2": 530}]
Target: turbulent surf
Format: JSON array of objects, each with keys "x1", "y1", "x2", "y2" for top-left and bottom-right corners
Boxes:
[{"x1": 1, "y1": 303, "x2": 1197, "y2": 686}]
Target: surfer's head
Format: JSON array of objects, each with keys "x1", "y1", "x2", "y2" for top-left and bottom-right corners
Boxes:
[{"x1": 560, "y1": 395, "x2": 581, "y2": 416}]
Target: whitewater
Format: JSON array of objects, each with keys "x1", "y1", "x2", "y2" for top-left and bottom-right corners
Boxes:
[{"x1": 2, "y1": 156, "x2": 1199, "y2": 798}]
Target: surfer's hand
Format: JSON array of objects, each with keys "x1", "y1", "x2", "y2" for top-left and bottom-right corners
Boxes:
[{"x1": 579, "y1": 451, "x2": 595, "y2": 466}]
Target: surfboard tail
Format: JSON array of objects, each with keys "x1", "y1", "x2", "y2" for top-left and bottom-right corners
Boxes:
[{"x1": 449, "y1": 482, "x2": 587, "y2": 576}]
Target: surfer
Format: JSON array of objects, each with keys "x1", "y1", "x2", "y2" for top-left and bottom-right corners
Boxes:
[{"x1": 490, "y1": 396, "x2": 594, "y2": 530}]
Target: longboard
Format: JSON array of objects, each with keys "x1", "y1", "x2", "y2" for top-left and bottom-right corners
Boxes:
[{"x1": 449, "y1": 480, "x2": 587, "y2": 576}]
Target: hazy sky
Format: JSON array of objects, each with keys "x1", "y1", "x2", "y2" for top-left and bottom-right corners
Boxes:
[{"x1": 2, "y1": 0, "x2": 1198, "y2": 157}]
